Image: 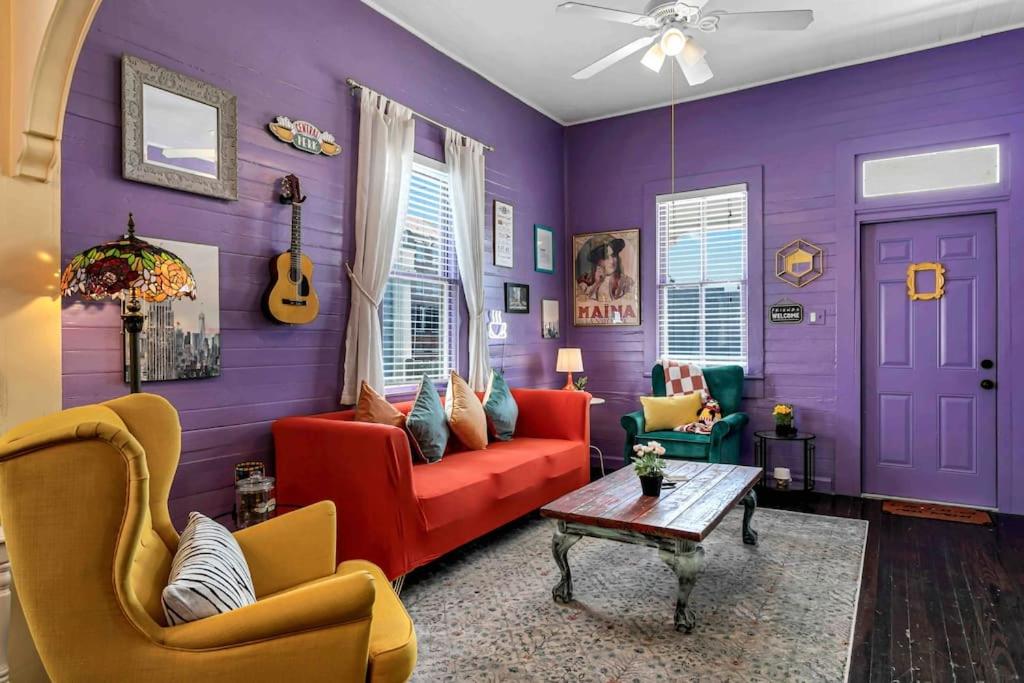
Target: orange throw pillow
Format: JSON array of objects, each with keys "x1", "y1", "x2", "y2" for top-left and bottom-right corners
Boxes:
[
  {"x1": 444, "y1": 371, "x2": 488, "y2": 450},
  {"x1": 354, "y1": 381, "x2": 405, "y2": 428}
]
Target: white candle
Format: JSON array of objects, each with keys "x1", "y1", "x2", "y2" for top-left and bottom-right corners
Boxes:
[{"x1": 773, "y1": 467, "x2": 791, "y2": 481}]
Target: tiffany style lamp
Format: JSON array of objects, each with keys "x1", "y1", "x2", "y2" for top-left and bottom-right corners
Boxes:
[{"x1": 60, "y1": 213, "x2": 197, "y2": 393}]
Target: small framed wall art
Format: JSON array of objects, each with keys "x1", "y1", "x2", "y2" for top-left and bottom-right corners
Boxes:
[
  {"x1": 493, "y1": 200, "x2": 514, "y2": 268},
  {"x1": 534, "y1": 224, "x2": 555, "y2": 274},
  {"x1": 541, "y1": 299, "x2": 560, "y2": 338},
  {"x1": 122, "y1": 55, "x2": 238, "y2": 200},
  {"x1": 504, "y1": 282, "x2": 529, "y2": 314}
]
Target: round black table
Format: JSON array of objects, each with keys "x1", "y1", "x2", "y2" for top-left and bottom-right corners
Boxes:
[{"x1": 753, "y1": 430, "x2": 816, "y2": 492}]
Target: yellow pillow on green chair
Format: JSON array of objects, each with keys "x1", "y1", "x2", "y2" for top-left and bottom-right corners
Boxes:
[{"x1": 640, "y1": 394, "x2": 704, "y2": 431}]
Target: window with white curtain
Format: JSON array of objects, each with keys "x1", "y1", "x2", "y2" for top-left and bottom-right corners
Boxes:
[
  {"x1": 382, "y1": 155, "x2": 459, "y2": 389},
  {"x1": 657, "y1": 184, "x2": 748, "y2": 368}
]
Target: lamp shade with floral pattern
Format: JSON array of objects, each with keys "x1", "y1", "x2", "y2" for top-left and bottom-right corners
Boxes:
[{"x1": 60, "y1": 213, "x2": 197, "y2": 302}]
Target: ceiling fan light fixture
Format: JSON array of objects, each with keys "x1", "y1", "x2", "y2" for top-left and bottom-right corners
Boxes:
[
  {"x1": 680, "y1": 35, "x2": 706, "y2": 66},
  {"x1": 660, "y1": 27, "x2": 687, "y2": 56},
  {"x1": 640, "y1": 42, "x2": 666, "y2": 72},
  {"x1": 676, "y1": 53, "x2": 713, "y2": 86}
]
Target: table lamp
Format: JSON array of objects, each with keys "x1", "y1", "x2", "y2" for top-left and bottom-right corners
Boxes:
[
  {"x1": 556, "y1": 347, "x2": 584, "y2": 390},
  {"x1": 60, "y1": 213, "x2": 197, "y2": 393}
]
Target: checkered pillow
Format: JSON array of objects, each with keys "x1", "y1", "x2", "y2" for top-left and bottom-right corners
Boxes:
[{"x1": 661, "y1": 359, "x2": 709, "y2": 400}]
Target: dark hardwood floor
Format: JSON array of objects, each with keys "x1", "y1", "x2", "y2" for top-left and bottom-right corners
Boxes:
[{"x1": 757, "y1": 490, "x2": 1024, "y2": 683}]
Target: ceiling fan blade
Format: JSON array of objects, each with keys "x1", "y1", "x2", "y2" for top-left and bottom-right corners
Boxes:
[
  {"x1": 556, "y1": 2, "x2": 659, "y2": 28},
  {"x1": 713, "y1": 10, "x2": 814, "y2": 31},
  {"x1": 676, "y1": 54, "x2": 713, "y2": 86},
  {"x1": 572, "y1": 35, "x2": 656, "y2": 80}
]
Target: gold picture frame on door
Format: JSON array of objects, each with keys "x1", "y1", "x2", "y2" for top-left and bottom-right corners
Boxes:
[{"x1": 906, "y1": 262, "x2": 945, "y2": 301}]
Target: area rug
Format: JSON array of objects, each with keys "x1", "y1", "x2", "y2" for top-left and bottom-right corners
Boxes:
[
  {"x1": 402, "y1": 508, "x2": 868, "y2": 682},
  {"x1": 881, "y1": 499, "x2": 991, "y2": 525}
]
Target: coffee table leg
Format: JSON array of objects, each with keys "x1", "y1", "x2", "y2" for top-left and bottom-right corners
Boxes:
[
  {"x1": 742, "y1": 489, "x2": 758, "y2": 546},
  {"x1": 551, "y1": 521, "x2": 582, "y2": 603},
  {"x1": 659, "y1": 540, "x2": 704, "y2": 633}
]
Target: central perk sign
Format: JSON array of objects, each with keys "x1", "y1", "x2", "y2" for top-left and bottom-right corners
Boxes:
[
  {"x1": 769, "y1": 301, "x2": 804, "y2": 324},
  {"x1": 267, "y1": 116, "x2": 341, "y2": 157}
]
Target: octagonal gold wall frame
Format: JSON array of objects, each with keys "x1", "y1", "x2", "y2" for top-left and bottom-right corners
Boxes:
[{"x1": 775, "y1": 238, "x2": 824, "y2": 288}]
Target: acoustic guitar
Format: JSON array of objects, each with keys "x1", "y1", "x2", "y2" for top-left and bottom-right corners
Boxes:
[{"x1": 263, "y1": 174, "x2": 320, "y2": 325}]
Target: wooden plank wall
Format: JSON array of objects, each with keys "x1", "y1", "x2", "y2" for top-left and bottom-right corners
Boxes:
[{"x1": 60, "y1": 0, "x2": 566, "y2": 525}]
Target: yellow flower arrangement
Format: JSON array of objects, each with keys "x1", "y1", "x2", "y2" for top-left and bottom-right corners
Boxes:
[{"x1": 772, "y1": 403, "x2": 795, "y2": 434}]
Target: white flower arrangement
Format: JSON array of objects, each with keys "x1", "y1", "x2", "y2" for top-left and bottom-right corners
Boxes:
[{"x1": 633, "y1": 441, "x2": 666, "y2": 477}]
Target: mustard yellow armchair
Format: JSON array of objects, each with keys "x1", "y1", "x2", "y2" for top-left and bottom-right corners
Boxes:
[{"x1": 0, "y1": 393, "x2": 416, "y2": 682}]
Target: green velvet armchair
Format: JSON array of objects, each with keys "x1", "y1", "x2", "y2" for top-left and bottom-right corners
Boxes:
[{"x1": 621, "y1": 364, "x2": 749, "y2": 464}]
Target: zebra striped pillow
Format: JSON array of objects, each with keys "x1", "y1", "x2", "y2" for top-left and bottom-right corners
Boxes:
[{"x1": 161, "y1": 512, "x2": 256, "y2": 625}]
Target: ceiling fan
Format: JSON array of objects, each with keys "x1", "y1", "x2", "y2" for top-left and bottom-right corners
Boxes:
[{"x1": 557, "y1": 0, "x2": 814, "y2": 85}]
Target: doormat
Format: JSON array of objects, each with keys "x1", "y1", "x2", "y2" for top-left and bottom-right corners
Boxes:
[{"x1": 882, "y1": 500, "x2": 991, "y2": 525}]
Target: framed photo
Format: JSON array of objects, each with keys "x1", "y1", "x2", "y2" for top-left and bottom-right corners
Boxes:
[
  {"x1": 504, "y1": 282, "x2": 529, "y2": 314},
  {"x1": 126, "y1": 237, "x2": 221, "y2": 382},
  {"x1": 493, "y1": 200, "x2": 514, "y2": 268},
  {"x1": 122, "y1": 54, "x2": 238, "y2": 200},
  {"x1": 541, "y1": 299, "x2": 560, "y2": 339},
  {"x1": 534, "y1": 224, "x2": 555, "y2": 274},
  {"x1": 572, "y1": 228, "x2": 641, "y2": 327}
]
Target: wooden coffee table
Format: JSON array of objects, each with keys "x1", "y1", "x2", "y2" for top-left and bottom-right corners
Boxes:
[{"x1": 540, "y1": 461, "x2": 762, "y2": 632}]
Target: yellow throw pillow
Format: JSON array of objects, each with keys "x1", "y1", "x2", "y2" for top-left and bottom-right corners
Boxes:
[
  {"x1": 445, "y1": 371, "x2": 489, "y2": 450},
  {"x1": 640, "y1": 394, "x2": 704, "y2": 432},
  {"x1": 354, "y1": 381, "x2": 406, "y2": 428}
]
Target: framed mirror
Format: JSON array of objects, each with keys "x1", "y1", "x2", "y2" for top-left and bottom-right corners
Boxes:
[{"x1": 122, "y1": 54, "x2": 238, "y2": 200}]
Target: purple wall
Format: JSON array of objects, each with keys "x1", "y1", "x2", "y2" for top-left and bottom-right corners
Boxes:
[
  {"x1": 566, "y1": 29, "x2": 1024, "y2": 508},
  {"x1": 61, "y1": 0, "x2": 566, "y2": 524}
]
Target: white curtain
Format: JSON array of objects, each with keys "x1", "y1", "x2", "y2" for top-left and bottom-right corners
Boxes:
[
  {"x1": 340, "y1": 88, "x2": 415, "y2": 404},
  {"x1": 445, "y1": 129, "x2": 490, "y2": 391}
]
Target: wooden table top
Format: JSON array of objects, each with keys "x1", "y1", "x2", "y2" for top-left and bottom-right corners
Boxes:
[{"x1": 541, "y1": 461, "x2": 762, "y2": 542}]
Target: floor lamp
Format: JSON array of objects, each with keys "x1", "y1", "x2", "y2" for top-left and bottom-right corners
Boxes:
[{"x1": 61, "y1": 214, "x2": 197, "y2": 392}]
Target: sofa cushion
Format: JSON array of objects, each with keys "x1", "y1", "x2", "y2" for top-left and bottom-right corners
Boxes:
[
  {"x1": 637, "y1": 430, "x2": 710, "y2": 460},
  {"x1": 354, "y1": 381, "x2": 406, "y2": 428},
  {"x1": 406, "y1": 375, "x2": 449, "y2": 463},
  {"x1": 640, "y1": 394, "x2": 703, "y2": 431},
  {"x1": 482, "y1": 370, "x2": 518, "y2": 441},
  {"x1": 445, "y1": 371, "x2": 489, "y2": 450},
  {"x1": 412, "y1": 438, "x2": 583, "y2": 531},
  {"x1": 162, "y1": 512, "x2": 256, "y2": 625}
]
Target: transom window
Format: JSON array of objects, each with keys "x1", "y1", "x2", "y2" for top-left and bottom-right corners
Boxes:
[
  {"x1": 382, "y1": 155, "x2": 459, "y2": 389},
  {"x1": 657, "y1": 184, "x2": 748, "y2": 368},
  {"x1": 861, "y1": 143, "x2": 1000, "y2": 199}
]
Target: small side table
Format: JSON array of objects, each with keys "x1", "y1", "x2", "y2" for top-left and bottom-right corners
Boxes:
[
  {"x1": 589, "y1": 396, "x2": 606, "y2": 476},
  {"x1": 753, "y1": 430, "x2": 815, "y2": 492}
]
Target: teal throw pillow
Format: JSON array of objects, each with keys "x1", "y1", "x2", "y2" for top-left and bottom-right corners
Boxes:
[
  {"x1": 482, "y1": 370, "x2": 518, "y2": 441},
  {"x1": 406, "y1": 375, "x2": 449, "y2": 463}
]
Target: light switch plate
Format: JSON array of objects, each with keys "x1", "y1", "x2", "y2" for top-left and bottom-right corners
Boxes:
[{"x1": 809, "y1": 310, "x2": 825, "y2": 325}]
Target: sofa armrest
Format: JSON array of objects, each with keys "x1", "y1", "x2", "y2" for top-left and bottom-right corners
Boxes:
[
  {"x1": 160, "y1": 569, "x2": 375, "y2": 650},
  {"x1": 511, "y1": 388, "x2": 590, "y2": 443},
  {"x1": 234, "y1": 501, "x2": 337, "y2": 598},
  {"x1": 710, "y1": 412, "x2": 749, "y2": 447},
  {"x1": 273, "y1": 417, "x2": 422, "y2": 580},
  {"x1": 621, "y1": 410, "x2": 645, "y2": 437}
]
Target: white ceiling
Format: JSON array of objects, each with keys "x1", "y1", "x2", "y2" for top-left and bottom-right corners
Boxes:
[{"x1": 362, "y1": 0, "x2": 1024, "y2": 125}]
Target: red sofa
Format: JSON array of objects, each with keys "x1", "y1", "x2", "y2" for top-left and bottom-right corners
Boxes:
[{"x1": 273, "y1": 388, "x2": 591, "y2": 579}]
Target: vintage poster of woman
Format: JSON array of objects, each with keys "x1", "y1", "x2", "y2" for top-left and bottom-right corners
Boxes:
[{"x1": 572, "y1": 229, "x2": 641, "y2": 327}]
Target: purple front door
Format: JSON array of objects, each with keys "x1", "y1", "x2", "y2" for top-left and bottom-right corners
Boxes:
[{"x1": 861, "y1": 214, "x2": 997, "y2": 508}]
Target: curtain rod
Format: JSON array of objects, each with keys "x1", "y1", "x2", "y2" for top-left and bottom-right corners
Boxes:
[{"x1": 345, "y1": 77, "x2": 495, "y2": 152}]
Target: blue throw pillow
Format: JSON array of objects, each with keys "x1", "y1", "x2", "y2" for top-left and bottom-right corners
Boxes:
[
  {"x1": 482, "y1": 370, "x2": 518, "y2": 441},
  {"x1": 406, "y1": 375, "x2": 449, "y2": 463}
]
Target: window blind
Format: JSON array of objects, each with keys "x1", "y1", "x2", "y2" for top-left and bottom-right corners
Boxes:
[
  {"x1": 382, "y1": 158, "x2": 459, "y2": 388},
  {"x1": 657, "y1": 184, "x2": 748, "y2": 367}
]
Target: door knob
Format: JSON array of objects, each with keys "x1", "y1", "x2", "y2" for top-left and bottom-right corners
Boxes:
[
  {"x1": 981, "y1": 359, "x2": 994, "y2": 369},
  {"x1": 980, "y1": 379, "x2": 995, "y2": 390}
]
